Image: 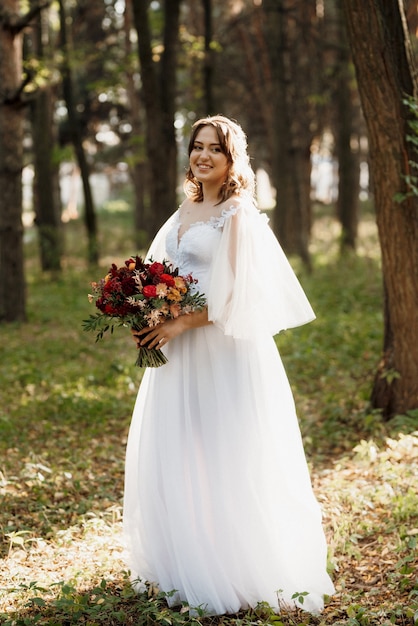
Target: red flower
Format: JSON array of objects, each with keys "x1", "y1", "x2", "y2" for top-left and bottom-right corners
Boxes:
[
  {"x1": 121, "y1": 276, "x2": 137, "y2": 296},
  {"x1": 149, "y1": 262, "x2": 165, "y2": 276},
  {"x1": 159, "y1": 273, "x2": 175, "y2": 287},
  {"x1": 103, "y1": 278, "x2": 121, "y2": 294},
  {"x1": 143, "y1": 285, "x2": 157, "y2": 298}
]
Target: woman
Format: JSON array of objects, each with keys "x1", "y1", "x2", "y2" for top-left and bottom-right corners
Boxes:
[{"x1": 123, "y1": 115, "x2": 334, "y2": 615}]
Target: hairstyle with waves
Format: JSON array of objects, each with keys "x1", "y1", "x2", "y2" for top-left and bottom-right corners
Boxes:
[{"x1": 183, "y1": 115, "x2": 255, "y2": 204}]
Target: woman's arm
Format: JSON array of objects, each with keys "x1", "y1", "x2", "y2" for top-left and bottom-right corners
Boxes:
[{"x1": 131, "y1": 308, "x2": 211, "y2": 350}]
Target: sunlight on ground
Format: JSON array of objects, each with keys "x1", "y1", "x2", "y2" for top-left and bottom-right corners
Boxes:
[
  {"x1": 1, "y1": 433, "x2": 417, "y2": 620},
  {"x1": 1, "y1": 207, "x2": 417, "y2": 624},
  {"x1": 1, "y1": 507, "x2": 126, "y2": 612}
]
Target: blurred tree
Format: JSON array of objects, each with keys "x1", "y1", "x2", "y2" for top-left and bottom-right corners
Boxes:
[
  {"x1": 131, "y1": 0, "x2": 181, "y2": 234},
  {"x1": 211, "y1": 0, "x2": 365, "y2": 261},
  {"x1": 260, "y1": 0, "x2": 325, "y2": 266},
  {"x1": 177, "y1": 1, "x2": 213, "y2": 120},
  {"x1": 329, "y1": 0, "x2": 360, "y2": 252},
  {"x1": 342, "y1": 0, "x2": 418, "y2": 416},
  {"x1": 123, "y1": 0, "x2": 148, "y2": 246},
  {"x1": 202, "y1": 0, "x2": 214, "y2": 115},
  {"x1": 58, "y1": 0, "x2": 98, "y2": 265},
  {"x1": 212, "y1": 0, "x2": 326, "y2": 266},
  {"x1": 60, "y1": 0, "x2": 145, "y2": 249},
  {"x1": 0, "y1": 1, "x2": 47, "y2": 321},
  {"x1": 29, "y1": 2, "x2": 63, "y2": 272}
]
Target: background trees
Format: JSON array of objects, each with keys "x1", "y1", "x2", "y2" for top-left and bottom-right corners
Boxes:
[{"x1": 0, "y1": 0, "x2": 417, "y2": 417}]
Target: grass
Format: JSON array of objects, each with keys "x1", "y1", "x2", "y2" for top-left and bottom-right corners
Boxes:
[{"x1": 0, "y1": 202, "x2": 417, "y2": 625}]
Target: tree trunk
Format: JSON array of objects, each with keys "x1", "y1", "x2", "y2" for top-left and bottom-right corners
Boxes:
[
  {"x1": 160, "y1": 0, "x2": 180, "y2": 224},
  {"x1": 0, "y1": 1, "x2": 26, "y2": 322},
  {"x1": 334, "y1": 0, "x2": 359, "y2": 252},
  {"x1": 131, "y1": 0, "x2": 180, "y2": 235},
  {"x1": 262, "y1": 0, "x2": 313, "y2": 268},
  {"x1": 202, "y1": 0, "x2": 214, "y2": 115},
  {"x1": 31, "y1": 5, "x2": 62, "y2": 272},
  {"x1": 342, "y1": 0, "x2": 418, "y2": 416},
  {"x1": 58, "y1": 0, "x2": 98, "y2": 265},
  {"x1": 32, "y1": 88, "x2": 62, "y2": 271},
  {"x1": 124, "y1": 0, "x2": 148, "y2": 246},
  {"x1": 263, "y1": 1, "x2": 297, "y2": 244}
]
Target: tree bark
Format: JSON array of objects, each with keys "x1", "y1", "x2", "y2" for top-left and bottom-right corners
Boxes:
[
  {"x1": 342, "y1": 0, "x2": 418, "y2": 416},
  {"x1": 0, "y1": 0, "x2": 26, "y2": 322},
  {"x1": 131, "y1": 0, "x2": 180, "y2": 236}
]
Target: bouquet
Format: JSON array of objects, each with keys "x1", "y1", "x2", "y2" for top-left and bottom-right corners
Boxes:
[{"x1": 83, "y1": 256, "x2": 206, "y2": 368}]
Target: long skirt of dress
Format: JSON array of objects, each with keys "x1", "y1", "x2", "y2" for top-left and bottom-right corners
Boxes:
[{"x1": 123, "y1": 324, "x2": 334, "y2": 615}]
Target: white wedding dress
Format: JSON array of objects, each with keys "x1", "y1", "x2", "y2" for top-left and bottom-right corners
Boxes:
[{"x1": 123, "y1": 199, "x2": 335, "y2": 615}]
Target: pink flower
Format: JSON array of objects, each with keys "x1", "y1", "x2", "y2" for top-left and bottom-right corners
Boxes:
[
  {"x1": 169, "y1": 303, "x2": 181, "y2": 318},
  {"x1": 156, "y1": 283, "x2": 168, "y2": 297}
]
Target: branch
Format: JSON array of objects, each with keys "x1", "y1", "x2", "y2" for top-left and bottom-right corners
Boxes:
[
  {"x1": 0, "y1": 1, "x2": 51, "y2": 35},
  {"x1": 1, "y1": 70, "x2": 35, "y2": 108}
]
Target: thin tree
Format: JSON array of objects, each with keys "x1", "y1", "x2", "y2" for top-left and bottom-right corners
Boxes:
[
  {"x1": 202, "y1": 0, "x2": 214, "y2": 115},
  {"x1": 332, "y1": 0, "x2": 360, "y2": 252},
  {"x1": 261, "y1": 0, "x2": 324, "y2": 268},
  {"x1": 124, "y1": 0, "x2": 148, "y2": 246},
  {"x1": 30, "y1": 2, "x2": 63, "y2": 272},
  {"x1": 131, "y1": 0, "x2": 181, "y2": 235},
  {"x1": 342, "y1": 0, "x2": 418, "y2": 416},
  {"x1": 58, "y1": 0, "x2": 98, "y2": 265}
]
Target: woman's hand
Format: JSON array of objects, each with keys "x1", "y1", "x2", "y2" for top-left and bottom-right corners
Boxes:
[
  {"x1": 131, "y1": 317, "x2": 187, "y2": 350},
  {"x1": 131, "y1": 308, "x2": 211, "y2": 350}
]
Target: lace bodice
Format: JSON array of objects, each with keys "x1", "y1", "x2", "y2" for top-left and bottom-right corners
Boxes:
[
  {"x1": 165, "y1": 206, "x2": 238, "y2": 296},
  {"x1": 147, "y1": 198, "x2": 315, "y2": 338}
]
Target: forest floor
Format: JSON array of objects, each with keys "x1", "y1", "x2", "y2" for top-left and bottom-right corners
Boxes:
[{"x1": 0, "y1": 203, "x2": 417, "y2": 625}]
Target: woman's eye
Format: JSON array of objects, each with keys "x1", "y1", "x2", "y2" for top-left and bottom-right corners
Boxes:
[{"x1": 193, "y1": 145, "x2": 202, "y2": 150}]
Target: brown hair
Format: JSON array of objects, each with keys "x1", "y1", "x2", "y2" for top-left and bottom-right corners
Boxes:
[{"x1": 183, "y1": 115, "x2": 255, "y2": 204}]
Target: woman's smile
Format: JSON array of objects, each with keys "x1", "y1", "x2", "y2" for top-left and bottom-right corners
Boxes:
[{"x1": 190, "y1": 126, "x2": 228, "y2": 186}]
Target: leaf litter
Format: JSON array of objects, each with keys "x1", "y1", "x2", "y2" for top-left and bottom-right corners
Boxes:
[
  {"x1": 1, "y1": 426, "x2": 417, "y2": 624},
  {"x1": 0, "y1": 209, "x2": 417, "y2": 624}
]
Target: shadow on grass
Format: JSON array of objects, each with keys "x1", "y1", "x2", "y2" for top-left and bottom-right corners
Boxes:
[
  {"x1": 0, "y1": 576, "x2": 294, "y2": 626},
  {"x1": 1, "y1": 574, "x2": 416, "y2": 626}
]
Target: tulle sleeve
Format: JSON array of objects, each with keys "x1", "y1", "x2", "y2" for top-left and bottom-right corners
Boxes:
[
  {"x1": 144, "y1": 211, "x2": 178, "y2": 262},
  {"x1": 207, "y1": 200, "x2": 315, "y2": 339}
]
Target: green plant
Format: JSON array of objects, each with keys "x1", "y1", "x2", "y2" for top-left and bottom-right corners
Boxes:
[{"x1": 1, "y1": 205, "x2": 417, "y2": 626}]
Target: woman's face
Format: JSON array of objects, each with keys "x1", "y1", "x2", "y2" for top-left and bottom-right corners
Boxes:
[{"x1": 189, "y1": 125, "x2": 229, "y2": 189}]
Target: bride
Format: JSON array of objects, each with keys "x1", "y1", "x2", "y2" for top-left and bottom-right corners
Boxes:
[{"x1": 123, "y1": 115, "x2": 335, "y2": 615}]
